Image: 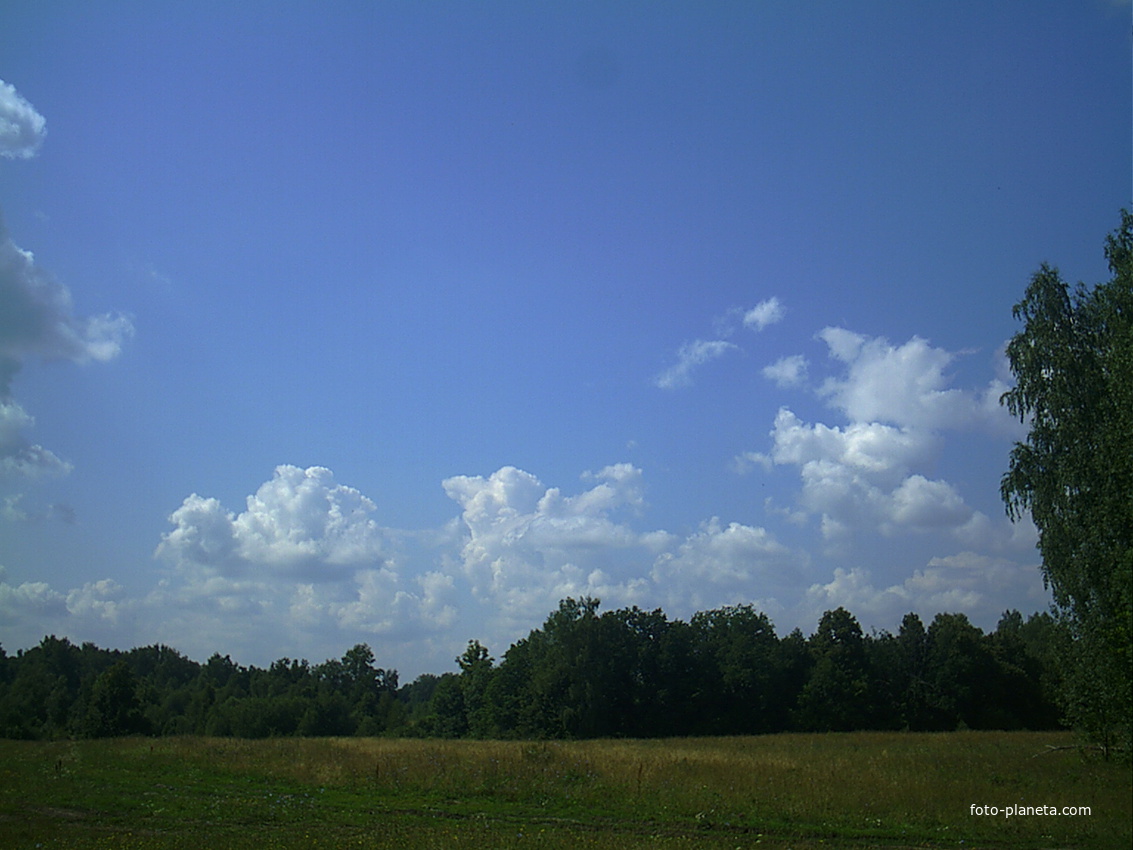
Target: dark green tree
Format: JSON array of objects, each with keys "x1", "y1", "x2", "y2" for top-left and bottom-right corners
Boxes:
[
  {"x1": 482, "y1": 634, "x2": 548, "y2": 737},
  {"x1": 796, "y1": 608, "x2": 871, "y2": 731},
  {"x1": 77, "y1": 660, "x2": 148, "y2": 738},
  {"x1": 988, "y1": 610, "x2": 1060, "y2": 730},
  {"x1": 619, "y1": 607, "x2": 698, "y2": 737},
  {"x1": 893, "y1": 613, "x2": 933, "y2": 729},
  {"x1": 1000, "y1": 211, "x2": 1133, "y2": 755},
  {"x1": 456, "y1": 640, "x2": 496, "y2": 737},
  {"x1": 690, "y1": 605, "x2": 781, "y2": 734},
  {"x1": 924, "y1": 613, "x2": 997, "y2": 729},
  {"x1": 425, "y1": 673, "x2": 468, "y2": 738}
]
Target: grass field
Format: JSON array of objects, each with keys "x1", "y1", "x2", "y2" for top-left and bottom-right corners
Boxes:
[{"x1": 0, "y1": 731, "x2": 1128, "y2": 849}]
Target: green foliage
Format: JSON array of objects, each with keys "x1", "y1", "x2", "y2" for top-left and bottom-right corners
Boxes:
[
  {"x1": 432, "y1": 599, "x2": 1060, "y2": 740},
  {"x1": 1001, "y1": 210, "x2": 1133, "y2": 755},
  {"x1": 0, "y1": 599, "x2": 1065, "y2": 742}
]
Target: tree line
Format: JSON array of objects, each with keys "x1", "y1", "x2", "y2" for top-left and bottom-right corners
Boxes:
[{"x1": 0, "y1": 600, "x2": 1064, "y2": 740}]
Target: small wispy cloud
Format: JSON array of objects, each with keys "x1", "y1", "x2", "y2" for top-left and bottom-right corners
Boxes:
[
  {"x1": 742, "y1": 297, "x2": 785, "y2": 332},
  {"x1": 653, "y1": 339, "x2": 739, "y2": 389},
  {"x1": 657, "y1": 297, "x2": 784, "y2": 389},
  {"x1": 762, "y1": 354, "x2": 809, "y2": 387},
  {"x1": 714, "y1": 297, "x2": 787, "y2": 337}
]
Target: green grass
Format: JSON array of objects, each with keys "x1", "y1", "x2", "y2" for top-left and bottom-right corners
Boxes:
[{"x1": 1, "y1": 732, "x2": 1128, "y2": 849}]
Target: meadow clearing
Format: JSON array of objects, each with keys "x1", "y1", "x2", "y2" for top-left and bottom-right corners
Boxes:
[{"x1": 0, "y1": 731, "x2": 1128, "y2": 849}]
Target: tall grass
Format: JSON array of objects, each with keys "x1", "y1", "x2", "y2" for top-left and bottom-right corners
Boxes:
[{"x1": 2, "y1": 731, "x2": 1128, "y2": 849}]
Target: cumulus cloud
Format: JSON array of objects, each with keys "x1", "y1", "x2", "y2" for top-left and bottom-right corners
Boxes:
[
  {"x1": 816, "y1": 328, "x2": 1015, "y2": 432},
  {"x1": 5, "y1": 461, "x2": 817, "y2": 674},
  {"x1": 762, "y1": 407, "x2": 935, "y2": 482},
  {"x1": 0, "y1": 565, "x2": 142, "y2": 651},
  {"x1": 157, "y1": 465, "x2": 387, "y2": 578},
  {"x1": 0, "y1": 80, "x2": 46, "y2": 159},
  {"x1": 156, "y1": 494, "x2": 240, "y2": 571},
  {"x1": 443, "y1": 464, "x2": 659, "y2": 623},
  {"x1": 441, "y1": 463, "x2": 814, "y2": 635},
  {"x1": 0, "y1": 450, "x2": 1046, "y2": 673},
  {"x1": 653, "y1": 339, "x2": 738, "y2": 389},
  {"x1": 139, "y1": 464, "x2": 484, "y2": 668},
  {"x1": 888, "y1": 475, "x2": 971, "y2": 530},
  {"x1": 65, "y1": 579, "x2": 130, "y2": 625},
  {"x1": 757, "y1": 406, "x2": 977, "y2": 540},
  {"x1": 743, "y1": 329, "x2": 1027, "y2": 543},
  {"x1": 652, "y1": 516, "x2": 797, "y2": 610}
]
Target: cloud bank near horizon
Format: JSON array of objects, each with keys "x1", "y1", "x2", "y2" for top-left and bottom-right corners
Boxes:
[{"x1": 1, "y1": 320, "x2": 1045, "y2": 677}]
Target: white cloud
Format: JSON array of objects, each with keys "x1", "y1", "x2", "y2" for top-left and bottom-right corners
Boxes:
[
  {"x1": 1, "y1": 495, "x2": 26, "y2": 521},
  {"x1": 0, "y1": 214, "x2": 133, "y2": 478},
  {"x1": 741, "y1": 328, "x2": 1047, "y2": 631},
  {"x1": 154, "y1": 468, "x2": 429, "y2": 638},
  {"x1": 815, "y1": 328, "x2": 1016, "y2": 432},
  {"x1": 743, "y1": 297, "x2": 785, "y2": 331},
  {"x1": 888, "y1": 475, "x2": 971, "y2": 530},
  {"x1": 652, "y1": 516, "x2": 798, "y2": 610},
  {"x1": 0, "y1": 218, "x2": 133, "y2": 380},
  {"x1": 0, "y1": 398, "x2": 73, "y2": 479},
  {"x1": 155, "y1": 494, "x2": 240, "y2": 573},
  {"x1": 442, "y1": 465, "x2": 658, "y2": 624},
  {"x1": 778, "y1": 421, "x2": 975, "y2": 540},
  {"x1": 235, "y1": 466, "x2": 385, "y2": 571},
  {"x1": 0, "y1": 567, "x2": 141, "y2": 650},
  {"x1": 762, "y1": 354, "x2": 808, "y2": 387},
  {"x1": 802, "y1": 554, "x2": 1048, "y2": 630},
  {"x1": 417, "y1": 570, "x2": 459, "y2": 629},
  {"x1": 7, "y1": 499, "x2": 76, "y2": 524},
  {"x1": 0, "y1": 80, "x2": 46, "y2": 159},
  {"x1": 653, "y1": 339, "x2": 738, "y2": 389},
  {"x1": 0, "y1": 573, "x2": 67, "y2": 619},
  {"x1": 656, "y1": 298, "x2": 785, "y2": 389},
  {"x1": 0, "y1": 464, "x2": 674, "y2": 671},
  {"x1": 0, "y1": 449, "x2": 1048, "y2": 675},
  {"x1": 743, "y1": 328, "x2": 1027, "y2": 544},
  {"x1": 763, "y1": 407, "x2": 935, "y2": 482},
  {"x1": 65, "y1": 579, "x2": 129, "y2": 624},
  {"x1": 157, "y1": 465, "x2": 387, "y2": 578},
  {"x1": 753, "y1": 407, "x2": 963, "y2": 539},
  {"x1": 732, "y1": 450, "x2": 773, "y2": 474},
  {"x1": 0, "y1": 83, "x2": 128, "y2": 479},
  {"x1": 441, "y1": 463, "x2": 815, "y2": 638}
]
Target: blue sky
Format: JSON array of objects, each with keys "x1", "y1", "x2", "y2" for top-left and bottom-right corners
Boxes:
[{"x1": 1, "y1": 1, "x2": 1129, "y2": 678}]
